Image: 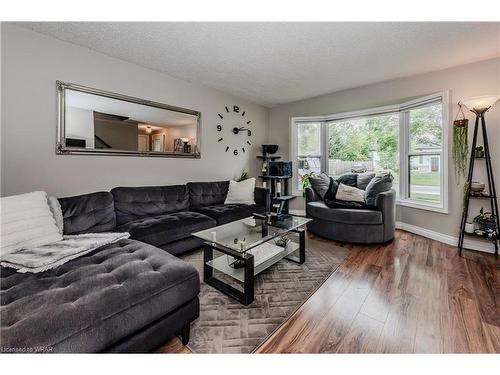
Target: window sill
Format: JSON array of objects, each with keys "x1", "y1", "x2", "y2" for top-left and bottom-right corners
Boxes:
[{"x1": 396, "y1": 198, "x2": 448, "y2": 214}]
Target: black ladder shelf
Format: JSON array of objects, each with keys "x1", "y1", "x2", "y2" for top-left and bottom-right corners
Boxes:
[{"x1": 458, "y1": 113, "x2": 499, "y2": 256}]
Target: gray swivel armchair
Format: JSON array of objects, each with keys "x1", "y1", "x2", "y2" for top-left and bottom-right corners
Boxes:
[{"x1": 305, "y1": 187, "x2": 396, "y2": 244}]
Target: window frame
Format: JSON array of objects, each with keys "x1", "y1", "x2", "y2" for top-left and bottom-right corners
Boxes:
[{"x1": 290, "y1": 91, "x2": 449, "y2": 214}]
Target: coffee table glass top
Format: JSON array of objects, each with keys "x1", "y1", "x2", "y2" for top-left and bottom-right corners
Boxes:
[{"x1": 193, "y1": 215, "x2": 311, "y2": 252}]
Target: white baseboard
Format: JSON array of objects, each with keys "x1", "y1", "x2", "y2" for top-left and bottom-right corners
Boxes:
[{"x1": 395, "y1": 221, "x2": 496, "y2": 254}]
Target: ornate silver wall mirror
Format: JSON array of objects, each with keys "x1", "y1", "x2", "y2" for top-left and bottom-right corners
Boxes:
[{"x1": 56, "y1": 81, "x2": 201, "y2": 158}]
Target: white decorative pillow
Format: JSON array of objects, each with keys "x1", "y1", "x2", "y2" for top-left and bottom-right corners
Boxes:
[
  {"x1": 335, "y1": 183, "x2": 365, "y2": 203},
  {"x1": 1, "y1": 191, "x2": 63, "y2": 256},
  {"x1": 224, "y1": 178, "x2": 256, "y2": 205}
]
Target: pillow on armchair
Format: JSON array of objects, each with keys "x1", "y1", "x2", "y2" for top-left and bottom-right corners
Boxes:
[
  {"x1": 335, "y1": 183, "x2": 365, "y2": 203},
  {"x1": 336, "y1": 173, "x2": 358, "y2": 187},
  {"x1": 364, "y1": 173, "x2": 393, "y2": 206},
  {"x1": 309, "y1": 173, "x2": 332, "y2": 200},
  {"x1": 324, "y1": 182, "x2": 373, "y2": 209},
  {"x1": 323, "y1": 178, "x2": 338, "y2": 201},
  {"x1": 357, "y1": 172, "x2": 376, "y2": 190}
]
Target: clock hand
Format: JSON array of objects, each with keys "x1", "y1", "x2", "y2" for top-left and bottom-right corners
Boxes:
[{"x1": 232, "y1": 126, "x2": 252, "y2": 135}]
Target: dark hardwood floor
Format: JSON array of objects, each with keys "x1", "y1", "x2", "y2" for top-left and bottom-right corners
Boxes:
[{"x1": 157, "y1": 230, "x2": 499, "y2": 354}]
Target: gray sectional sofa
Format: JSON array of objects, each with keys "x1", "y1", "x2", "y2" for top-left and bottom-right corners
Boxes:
[{"x1": 0, "y1": 181, "x2": 270, "y2": 353}]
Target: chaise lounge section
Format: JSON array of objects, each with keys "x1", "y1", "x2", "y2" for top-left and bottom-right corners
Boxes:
[{"x1": 0, "y1": 239, "x2": 200, "y2": 353}]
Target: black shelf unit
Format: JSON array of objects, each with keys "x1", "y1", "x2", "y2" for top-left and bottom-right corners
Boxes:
[
  {"x1": 469, "y1": 194, "x2": 497, "y2": 200},
  {"x1": 463, "y1": 231, "x2": 498, "y2": 241},
  {"x1": 458, "y1": 112, "x2": 499, "y2": 256},
  {"x1": 257, "y1": 150, "x2": 295, "y2": 214}
]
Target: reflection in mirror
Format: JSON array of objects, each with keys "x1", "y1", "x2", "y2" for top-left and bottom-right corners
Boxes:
[{"x1": 58, "y1": 82, "x2": 200, "y2": 157}]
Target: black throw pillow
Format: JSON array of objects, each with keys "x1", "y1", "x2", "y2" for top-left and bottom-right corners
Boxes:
[
  {"x1": 336, "y1": 173, "x2": 358, "y2": 187},
  {"x1": 309, "y1": 173, "x2": 331, "y2": 200},
  {"x1": 364, "y1": 172, "x2": 393, "y2": 206},
  {"x1": 323, "y1": 178, "x2": 339, "y2": 202}
]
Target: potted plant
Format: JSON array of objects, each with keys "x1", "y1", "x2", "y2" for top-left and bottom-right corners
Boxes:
[
  {"x1": 300, "y1": 172, "x2": 313, "y2": 197},
  {"x1": 236, "y1": 169, "x2": 248, "y2": 182},
  {"x1": 473, "y1": 208, "x2": 497, "y2": 232}
]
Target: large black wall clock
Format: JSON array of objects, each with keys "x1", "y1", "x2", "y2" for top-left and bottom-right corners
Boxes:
[{"x1": 216, "y1": 105, "x2": 253, "y2": 156}]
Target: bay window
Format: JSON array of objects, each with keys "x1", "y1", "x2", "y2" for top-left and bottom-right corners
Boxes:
[
  {"x1": 405, "y1": 101, "x2": 443, "y2": 204},
  {"x1": 290, "y1": 92, "x2": 449, "y2": 213},
  {"x1": 296, "y1": 122, "x2": 323, "y2": 191}
]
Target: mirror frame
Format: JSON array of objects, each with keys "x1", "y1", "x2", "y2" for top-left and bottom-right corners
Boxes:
[{"x1": 56, "y1": 81, "x2": 202, "y2": 158}]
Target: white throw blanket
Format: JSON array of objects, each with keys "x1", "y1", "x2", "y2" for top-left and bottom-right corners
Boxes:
[
  {"x1": 1, "y1": 232, "x2": 130, "y2": 273},
  {"x1": 1, "y1": 191, "x2": 63, "y2": 254}
]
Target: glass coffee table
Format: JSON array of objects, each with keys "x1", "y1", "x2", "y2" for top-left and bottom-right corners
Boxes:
[{"x1": 193, "y1": 215, "x2": 311, "y2": 305}]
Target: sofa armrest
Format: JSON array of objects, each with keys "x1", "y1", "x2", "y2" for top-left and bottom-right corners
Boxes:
[
  {"x1": 305, "y1": 186, "x2": 320, "y2": 204},
  {"x1": 254, "y1": 187, "x2": 271, "y2": 212},
  {"x1": 375, "y1": 189, "x2": 396, "y2": 241}
]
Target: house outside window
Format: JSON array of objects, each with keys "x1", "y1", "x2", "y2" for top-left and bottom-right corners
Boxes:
[{"x1": 290, "y1": 92, "x2": 449, "y2": 213}]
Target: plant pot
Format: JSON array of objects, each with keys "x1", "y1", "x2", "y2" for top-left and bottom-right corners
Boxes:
[
  {"x1": 480, "y1": 220, "x2": 497, "y2": 232},
  {"x1": 465, "y1": 222, "x2": 474, "y2": 233},
  {"x1": 262, "y1": 144, "x2": 279, "y2": 154},
  {"x1": 470, "y1": 182, "x2": 485, "y2": 192}
]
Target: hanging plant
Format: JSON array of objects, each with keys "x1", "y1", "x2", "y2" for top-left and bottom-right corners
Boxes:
[
  {"x1": 235, "y1": 169, "x2": 249, "y2": 182},
  {"x1": 452, "y1": 104, "x2": 468, "y2": 183}
]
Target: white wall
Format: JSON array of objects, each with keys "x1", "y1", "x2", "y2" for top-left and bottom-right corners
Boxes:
[
  {"x1": 269, "y1": 58, "x2": 500, "y2": 238},
  {"x1": 1, "y1": 24, "x2": 269, "y2": 197}
]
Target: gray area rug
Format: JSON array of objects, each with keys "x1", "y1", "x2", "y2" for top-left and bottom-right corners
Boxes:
[{"x1": 180, "y1": 237, "x2": 350, "y2": 353}]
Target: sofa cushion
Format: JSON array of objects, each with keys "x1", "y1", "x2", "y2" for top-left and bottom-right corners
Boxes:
[
  {"x1": 187, "y1": 181, "x2": 229, "y2": 208},
  {"x1": 59, "y1": 192, "x2": 116, "y2": 235},
  {"x1": 309, "y1": 173, "x2": 331, "y2": 200},
  {"x1": 193, "y1": 204, "x2": 266, "y2": 225},
  {"x1": 116, "y1": 211, "x2": 216, "y2": 247},
  {"x1": 224, "y1": 178, "x2": 256, "y2": 205},
  {"x1": 307, "y1": 201, "x2": 382, "y2": 225},
  {"x1": 0, "y1": 239, "x2": 200, "y2": 353},
  {"x1": 364, "y1": 173, "x2": 393, "y2": 206},
  {"x1": 111, "y1": 185, "x2": 190, "y2": 226}
]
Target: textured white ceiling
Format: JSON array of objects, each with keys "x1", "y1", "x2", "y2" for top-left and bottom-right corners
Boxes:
[{"x1": 17, "y1": 22, "x2": 500, "y2": 107}]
